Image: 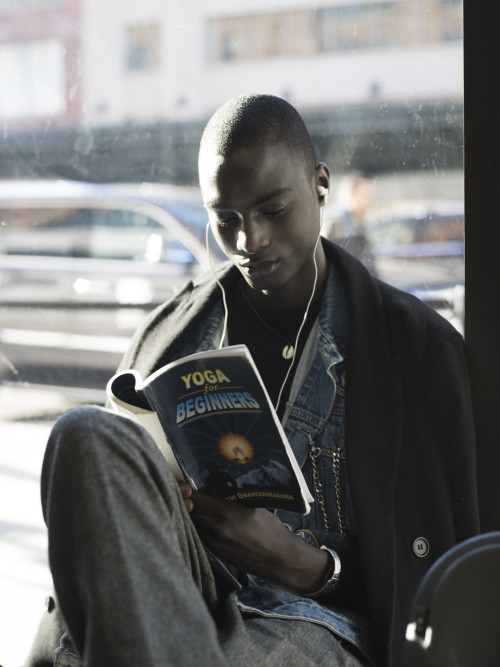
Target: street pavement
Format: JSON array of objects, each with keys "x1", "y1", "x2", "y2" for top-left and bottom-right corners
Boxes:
[{"x1": 0, "y1": 387, "x2": 84, "y2": 667}]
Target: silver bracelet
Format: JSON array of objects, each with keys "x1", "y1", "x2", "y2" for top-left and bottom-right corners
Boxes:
[{"x1": 303, "y1": 546, "x2": 341, "y2": 598}]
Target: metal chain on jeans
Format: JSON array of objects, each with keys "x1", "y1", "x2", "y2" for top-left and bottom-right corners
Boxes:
[
  {"x1": 309, "y1": 438, "x2": 332, "y2": 531},
  {"x1": 303, "y1": 428, "x2": 346, "y2": 534},
  {"x1": 332, "y1": 429, "x2": 346, "y2": 534}
]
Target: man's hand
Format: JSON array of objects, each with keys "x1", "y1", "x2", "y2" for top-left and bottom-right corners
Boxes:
[{"x1": 178, "y1": 482, "x2": 330, "y2": 594}]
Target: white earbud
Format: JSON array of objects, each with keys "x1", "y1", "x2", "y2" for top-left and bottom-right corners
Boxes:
[{"x1": 316, "y1": 185, "x2": 329, "y2": 204}]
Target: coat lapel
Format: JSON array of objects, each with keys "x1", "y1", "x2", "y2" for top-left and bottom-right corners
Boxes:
[{"x1": 325, "y1": 241, "x2": 404, "y2": 632}]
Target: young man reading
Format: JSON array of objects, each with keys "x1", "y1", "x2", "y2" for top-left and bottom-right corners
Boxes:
[{"x1": 35, "y1": 94, "x2": 479, "y2": 667}]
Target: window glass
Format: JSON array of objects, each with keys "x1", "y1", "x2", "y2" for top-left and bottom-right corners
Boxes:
[
  {"x1": 0, "y1": 3, "x2": 465, "y2": 657},
  {"x1": 0, "y1": 0, "x2": 465, "y2": 388}
]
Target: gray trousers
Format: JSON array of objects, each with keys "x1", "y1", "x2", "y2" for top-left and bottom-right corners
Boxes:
[{"x1": 41, "y1": 406, "x2": 366, "y2": 666}]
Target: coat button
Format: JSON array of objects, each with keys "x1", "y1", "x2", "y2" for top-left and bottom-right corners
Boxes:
[{"x1": 413, "y1": 537, "x2": 430, "y2": 557}]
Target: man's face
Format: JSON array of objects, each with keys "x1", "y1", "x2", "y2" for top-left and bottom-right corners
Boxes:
[{"x1": 200, "y1": 142, "x2": 326, "y2": 297}]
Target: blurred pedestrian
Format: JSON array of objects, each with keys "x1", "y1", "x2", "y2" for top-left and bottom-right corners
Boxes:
[{"x1": 322, "y1": 171, "x2": 378, "y2": 274}]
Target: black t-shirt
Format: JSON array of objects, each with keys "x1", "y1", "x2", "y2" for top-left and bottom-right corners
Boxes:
[{"x1": 226, "y1": 279, "x2": 322, "y2": 419}]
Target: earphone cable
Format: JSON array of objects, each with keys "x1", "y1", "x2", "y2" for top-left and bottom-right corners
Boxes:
[
  {"x1": 206, "y1": 221, "x2": 229, "y2": 349},
  {"x1": 274, "y1": 226, "x2": 321, "y2": 412},
  {"x1": 206, "y1": 203, "x2": 324, "y2": 409}
]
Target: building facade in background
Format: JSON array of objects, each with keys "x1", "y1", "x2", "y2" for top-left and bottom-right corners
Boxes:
[{"x1": 0, "y1": 0, "x2": 463, "y2": 130}]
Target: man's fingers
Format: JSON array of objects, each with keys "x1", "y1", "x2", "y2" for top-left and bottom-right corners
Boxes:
[
  {"x1": 178, "y1": 481, "x2": 193, "y2": 498},
  {"x1": 178, "y1": 482, "x2": 194, "y2": 512},
  {"x1": 190, "y1": 490, "x2": 242, "y2": 518}
]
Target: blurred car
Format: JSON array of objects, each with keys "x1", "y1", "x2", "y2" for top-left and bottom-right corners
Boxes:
[
  {"x1": 367, "y1": 200, "x2": 464, "y2": 331},
  {"x1": 0, "y1": 179, "x2": 224, "y2": 399}
]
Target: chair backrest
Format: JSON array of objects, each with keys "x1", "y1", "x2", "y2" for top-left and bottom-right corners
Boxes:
[{"x1": 404, "y1": 532, "x2": 500, "y2": 667}]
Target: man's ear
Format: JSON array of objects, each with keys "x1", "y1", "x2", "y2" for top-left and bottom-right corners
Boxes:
[{"x1": 315, "y1": 162, "x2": 330, "y2": 206}]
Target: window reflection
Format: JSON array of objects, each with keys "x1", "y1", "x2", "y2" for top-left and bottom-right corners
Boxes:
[{"x1": 0, "y1": 0, "x2": 464, "y2": 391}]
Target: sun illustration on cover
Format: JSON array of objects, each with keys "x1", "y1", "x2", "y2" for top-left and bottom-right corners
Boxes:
[{"x1": 219, "y1": 433, "x2": 254, "y2": 464}]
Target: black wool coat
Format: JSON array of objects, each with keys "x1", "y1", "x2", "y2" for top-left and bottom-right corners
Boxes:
[{"x1": 120, "y1": 240, "x2": 480, "y2": 666}]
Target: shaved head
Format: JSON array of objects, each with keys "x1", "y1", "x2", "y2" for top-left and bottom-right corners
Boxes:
[{"x1": 199, "y1": 94, "x2": 317, "y2": 178}]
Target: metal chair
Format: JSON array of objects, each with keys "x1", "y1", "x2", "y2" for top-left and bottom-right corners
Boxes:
[{"x1": 404, "y1": 532, "x2": 500, "y2": 666}]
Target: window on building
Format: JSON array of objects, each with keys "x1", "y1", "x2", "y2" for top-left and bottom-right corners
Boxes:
[
  {"x1": 0, "y1": 39, "x2": 65, "y2": 118},
  {"x1": 207, "y1": 17, "x2": 248, "y2": 62},
  {"x1": 126, "y1": 25, "x2": 160, "y2": 71},
  {"x1": 207, "y1": 2, "x2": 463, "y2": 63},
  {"x1": 208, "y1": 11, "x2": 317, "y2": 62}
]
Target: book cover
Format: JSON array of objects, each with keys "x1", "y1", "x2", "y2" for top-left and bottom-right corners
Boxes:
[{"x1": 107, "y1": 345, "x2": 313, "y2": 515}]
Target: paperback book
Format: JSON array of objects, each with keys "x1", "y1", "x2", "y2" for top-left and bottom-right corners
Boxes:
[{"x1": 106, "y1": 344, "x2": 313, "y2": 514}]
